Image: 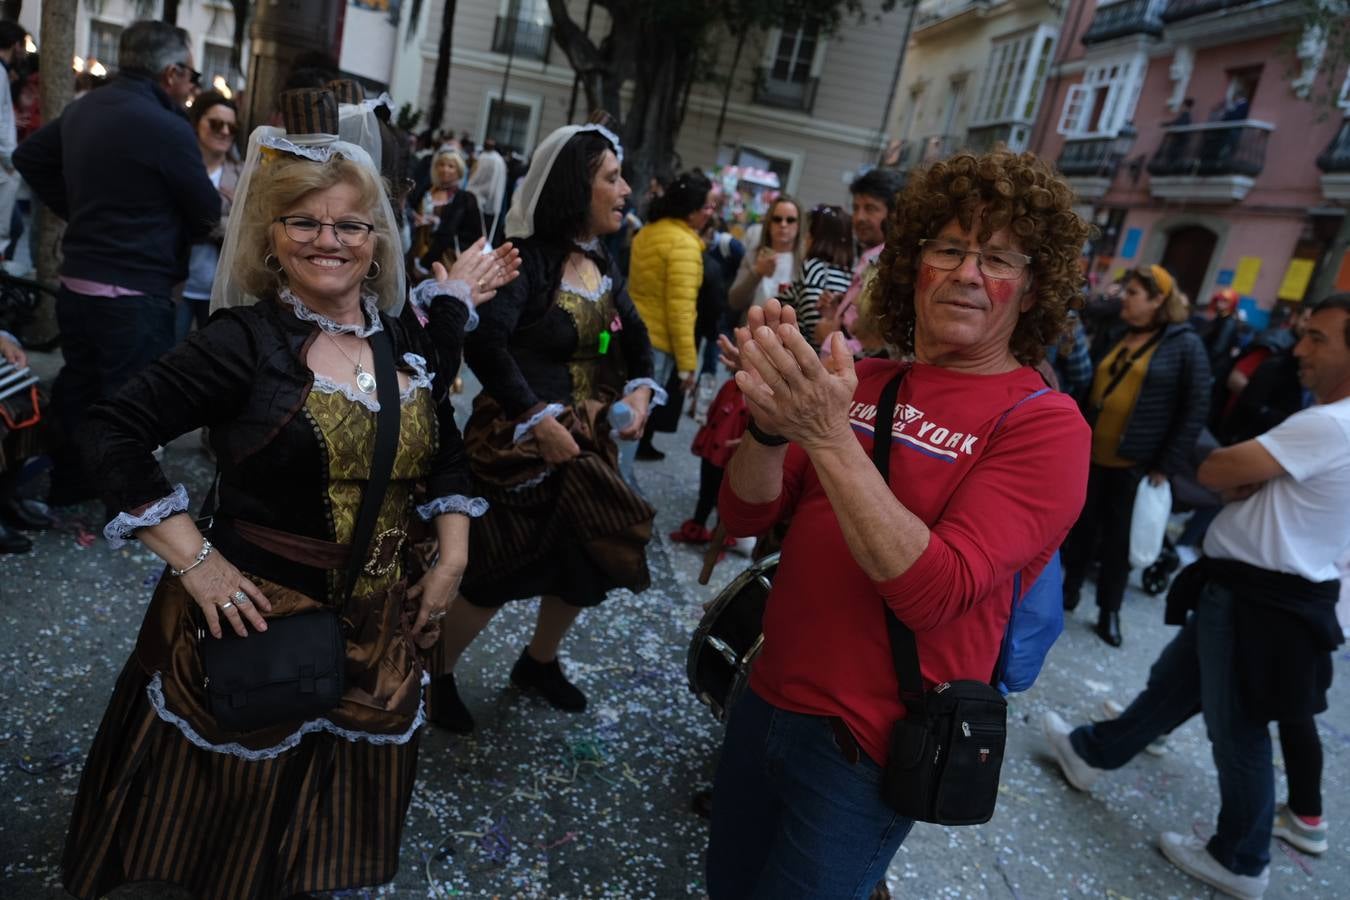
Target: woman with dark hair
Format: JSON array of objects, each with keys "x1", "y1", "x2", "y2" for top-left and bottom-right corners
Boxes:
[
  {"x1": 628, "y1": 169, "x2": 714, "y2": 459},
  {"x1": 1060, "y1": 263, "x2": 1211, "y2": 646},
  {"x1": 783, "y1": 204, "x2": 853, "y2": 342},
  {"x1": 424, "y1": 124, "x2": 666, "y2": 731},
  {"x1": 177, "y1": 90, "x2": 241, "y2": 340}
]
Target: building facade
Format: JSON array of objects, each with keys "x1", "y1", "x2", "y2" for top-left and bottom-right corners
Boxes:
[
  {"x1": 881, "y1": 0, "x2": 1068, "y2": 170},
  {"x1": 415, "y1": 0, "x2": 913, "y2": 207},
  {"x1": 1031, "y1": 0, "x2": 1349, "y2": 313}
]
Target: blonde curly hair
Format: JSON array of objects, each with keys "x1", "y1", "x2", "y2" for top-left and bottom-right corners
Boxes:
[{"x1": 875, "y1": 149, "x2": 1093, "y2": 365}]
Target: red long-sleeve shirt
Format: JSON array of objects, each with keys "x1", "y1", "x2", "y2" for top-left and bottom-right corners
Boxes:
[{"x1": 719, "y1": 359, "x2": 1089, "y2": 765}]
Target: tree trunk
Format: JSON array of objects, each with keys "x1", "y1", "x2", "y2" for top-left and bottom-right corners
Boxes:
[
  {"x1": 623, "y1": 38, "x2": 691, "y2": 204},
  {"x1": 162, "y1": 0, "x2": 179, "y2": 25},
  {"x1": 29, "y1": 0, "x2": 78, "y2": 344},
  {"x1": 427, "y1": 0, "x2": 456, "y2": 132}
]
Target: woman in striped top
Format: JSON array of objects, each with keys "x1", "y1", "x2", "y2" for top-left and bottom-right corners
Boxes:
[{"x1": 783, "y1": 204, "x2": 853, "y2": 342}]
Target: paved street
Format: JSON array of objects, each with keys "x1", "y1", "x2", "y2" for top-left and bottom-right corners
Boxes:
[{"x1": 1, "y1": 355, "x2": 1347, "y2": 899}]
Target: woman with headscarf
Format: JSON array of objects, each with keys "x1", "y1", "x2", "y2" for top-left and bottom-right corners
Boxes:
[
  {"x1": 424, "y1": 122, "x2": 665, "y2": 732},
  {"x1": 58, "y1": 89, "x2": 519, "y2": 900},
  {"x1": 1061, "y1": 264, "x2": 1211, "y2": 647},
  {"x1": 409, "y1": 146, "x2": 484, "y2": 281}
]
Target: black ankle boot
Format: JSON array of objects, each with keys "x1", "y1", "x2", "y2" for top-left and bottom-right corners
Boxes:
[
  {"x1": 1095, "y1": 610, "x2": 1122, "y2": 647},
  {"x1": 1063, "y1": 584, "x2": 1081, "y2": 611},
  {"x1": 510, "y1": 647, "x2": 587, "y2": 712},
  {"x1": 428, "y1": 673, "x2": 475, "y2": 733}
]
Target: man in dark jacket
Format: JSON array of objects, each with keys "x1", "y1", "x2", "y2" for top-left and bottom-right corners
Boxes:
[{"x1": 16, "y1": 20, "x2": 219, "y2": 504}]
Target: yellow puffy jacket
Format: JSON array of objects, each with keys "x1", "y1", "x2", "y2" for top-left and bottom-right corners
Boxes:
[{"x1": 628, "y1": 217, "x2": 703, "y2": 373}]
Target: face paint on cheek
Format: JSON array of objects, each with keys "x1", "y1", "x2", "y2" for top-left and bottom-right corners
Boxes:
[
  {"x1": 916, "y1": 265, "x2": 940, "y2": 293},
  {"x1": 983, "y1": 276, "x2": 1019, "y2": 306}
]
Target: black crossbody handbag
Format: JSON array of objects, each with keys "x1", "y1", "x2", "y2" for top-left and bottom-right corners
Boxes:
[
  {"x1": 870, "y1": 369, "x2": 1008, "y2": 826},
  {"x1": 198, "y1": 321, "x2": 403, "y2": 733}
]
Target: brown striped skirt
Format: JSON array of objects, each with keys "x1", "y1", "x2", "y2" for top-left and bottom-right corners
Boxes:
[
  {"x1": 61, "y1": 656, "x2": 420, "y2": 900},
  {"x1": 457, "y1": 394, "x2": 655, "y2": 610}
]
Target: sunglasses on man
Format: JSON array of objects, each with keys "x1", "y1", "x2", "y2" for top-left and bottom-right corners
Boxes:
[{"x1": 174, "y1": 62, "x2": 202, "y2": 86}]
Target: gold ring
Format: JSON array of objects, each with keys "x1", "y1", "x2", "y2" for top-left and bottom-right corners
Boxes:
[{"x1": 477, "y1": 278, "x2": 486, "y2": 289}]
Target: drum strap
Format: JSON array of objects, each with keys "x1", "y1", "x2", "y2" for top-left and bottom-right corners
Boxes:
[{"x1": 869, "y1": 367, "x2": 928, "y2": 708}]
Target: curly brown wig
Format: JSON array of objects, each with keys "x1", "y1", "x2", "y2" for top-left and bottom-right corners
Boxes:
[{"x1": 876, "y1": 149, "x2": 1093, "y2": 365}]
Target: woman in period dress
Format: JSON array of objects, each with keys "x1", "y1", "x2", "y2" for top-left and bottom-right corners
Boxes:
[
  {"x1": 425, "y1": 123, "x2": 666, "y2": 732},
  {"x1": 59, "y1": 90, "x2": 518, "y2": 900},
  {"x1": 409, "y1": 147, "x2": 484, "y2": 281}
]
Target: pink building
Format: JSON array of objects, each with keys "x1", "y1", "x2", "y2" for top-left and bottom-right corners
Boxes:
[{"x1": 1030, "y1": 0, "x2": 1350, "y2": 316}]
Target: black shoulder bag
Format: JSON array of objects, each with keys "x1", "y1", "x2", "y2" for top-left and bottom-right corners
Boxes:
[
  {"x1": 871, "y1": 369, "x2": 1009, "y2": 826},
  {"x1": 199, "y1": 322, "x2": 403, "y2": 733}
]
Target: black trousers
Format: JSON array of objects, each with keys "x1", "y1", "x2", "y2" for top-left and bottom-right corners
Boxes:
[
  {"x1": 50, "y1": 287, "x2": 174, "y2": 498},
  {"x1": 1061, "y1": 463, "x2": 1141, "y2": 613}
]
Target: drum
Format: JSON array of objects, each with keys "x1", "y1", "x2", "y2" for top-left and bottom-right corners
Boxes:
[{"x1": 687, "y1": 552, "x2": 778, "y2": 721}]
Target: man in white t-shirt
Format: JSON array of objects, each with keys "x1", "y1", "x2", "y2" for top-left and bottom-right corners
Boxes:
[{"x1": 1041, "y1": 295, "x2": 1350, "y2": 900}]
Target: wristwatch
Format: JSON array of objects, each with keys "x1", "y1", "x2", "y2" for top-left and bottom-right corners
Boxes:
[{"x1": 747, "y1": 419, "x2": 788, "y2": 446}]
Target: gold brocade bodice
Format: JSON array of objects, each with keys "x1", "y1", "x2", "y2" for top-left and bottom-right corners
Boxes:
[
  {"x1": 305, "y1": 384, "x2": 437, "y2": 595},
  {"x1": 556, "y1": 284, "x2": 619, "y2": 406}
]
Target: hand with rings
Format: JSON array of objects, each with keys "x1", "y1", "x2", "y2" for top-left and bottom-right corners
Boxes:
[
  {"x1": 180, "y1": 552, "x2": 272, "y2": 638},
  {"x1": 440, "y1": 237, "x2": 522, "y2": 306}
]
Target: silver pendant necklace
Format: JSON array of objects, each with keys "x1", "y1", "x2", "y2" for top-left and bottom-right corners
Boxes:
[{"x1": 325, "y1": 332, "x2": 376, "y2": 394}]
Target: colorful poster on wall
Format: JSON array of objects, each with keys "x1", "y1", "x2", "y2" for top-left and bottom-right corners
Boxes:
[
  {"x1": 1276, "y1": 259, "x2": 1316, "y2": 302},
  {"x1": 1120, "y1": 228, "x2": 1142, "y2": 260},
  {"x1": 1215, "y1": 269, "x2": 1235, "y2": 287},
  {"x1": 1232, "y1": 257, "x2": 1262, "y2": 295}
]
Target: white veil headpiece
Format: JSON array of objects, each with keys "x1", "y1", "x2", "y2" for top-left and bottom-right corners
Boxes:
[
  {"x1": 504, "y1": 123, "x2": 623, "y2": 240},
  {"x1": 209, "y1": 125, "x2": 407, "y2": 316}
]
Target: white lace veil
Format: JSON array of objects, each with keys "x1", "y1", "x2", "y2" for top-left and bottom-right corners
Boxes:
[
  {"x1": 503, "y1": 123, "x2": 623, "y2": 240},
  {"x1": 210, "y1": 126, "x2": 407, "y2": 316}
]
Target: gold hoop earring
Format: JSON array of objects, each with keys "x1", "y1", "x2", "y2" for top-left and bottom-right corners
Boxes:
[
  {"x1": 365, "y1": 260, "x2": 382, "y2": 281},
  {"x1": 264, "y1": 253, "x2": 284, "y2": 275}
]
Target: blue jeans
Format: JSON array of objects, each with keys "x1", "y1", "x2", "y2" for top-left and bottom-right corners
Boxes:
[
  {"x1": 1070, "y1": 581, "x2": 1273, "y2": 876},
  {"x1": 707, "y1": 689, "x2": 914, "y2": 899}
]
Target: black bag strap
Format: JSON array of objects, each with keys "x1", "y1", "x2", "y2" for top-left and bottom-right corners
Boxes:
[
  {"x1": 1094, "y1": 327, "x2": 1165, "y2": 409},
  {"x1": 870, "y1": 367, "x2": 926, "y2": 704},
  {"x1": 341, "y1": 321, "x2": 402, "y2": 607}
]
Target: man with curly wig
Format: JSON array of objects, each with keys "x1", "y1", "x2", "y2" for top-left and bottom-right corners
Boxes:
[{"x1": 705, "y1": 150, "x2": 1092, "y2": 897}]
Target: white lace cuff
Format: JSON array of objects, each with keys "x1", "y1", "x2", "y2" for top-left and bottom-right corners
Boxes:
[
  {"x1": 411, "y1": 279, "x2": 479, "y2": 333},
  {"x1": 512, "y1": 403, "x2": 566, "y2": 444},
  {"x1": 416, "y1": 494, "x2": 490, "y2": 520},
  {"x1": 104, "y1": 483, "x2": 189, "y2": 548},
  {"x1": 623, "y1": 377, "x2": 669, "y2": 407}
]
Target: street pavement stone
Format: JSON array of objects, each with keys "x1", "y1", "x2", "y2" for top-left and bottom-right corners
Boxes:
[{"x1": 0, "y1": 360, "x2": 1346, "y2": 898}]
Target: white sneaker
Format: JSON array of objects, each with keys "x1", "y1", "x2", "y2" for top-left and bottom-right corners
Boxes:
[
  {"x1": 1158, "y1": 831, "x2": 1268, "y2": 899},
  {"x1": 1101, "y1": 699, "x2": 1169, "y2": 756},
  {"x1": 1042, "y1": 710, "x2": 1103, "y2": 791},
  {"x1": 1273, "y1": 804, "x2": 1328, "y2": 855}
]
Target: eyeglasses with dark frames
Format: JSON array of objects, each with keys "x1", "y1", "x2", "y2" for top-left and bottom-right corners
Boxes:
[
  {"x1": 174, "y1": 62, "x2": 202, "y2": 86},
  {"x1": 917, "y1": 238, "x2": 1033, "y2": 280},
  {"x1": 276, "y1": 216, "x2": 376, "y2": 247}
]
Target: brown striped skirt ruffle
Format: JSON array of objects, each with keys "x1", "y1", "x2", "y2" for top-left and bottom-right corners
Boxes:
[
  {"x1": 61, "y1": 656, "x2": 420, "y2": 900},
  {"x1": 456, "y1": 394, "x2": 655, "y2": 609}
]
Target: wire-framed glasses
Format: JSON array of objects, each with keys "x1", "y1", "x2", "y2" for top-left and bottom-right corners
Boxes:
[
  {"x1": 276, "y1": 216, "x2": 376, "y2": 247},
  {"x1": 918, "y1": 238, "x2": 1033, "y2": 280}
]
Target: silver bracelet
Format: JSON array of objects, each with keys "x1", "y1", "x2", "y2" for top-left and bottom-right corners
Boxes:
[{"x1": 169, "y1": 539, "x2": 214, "y2": 577}]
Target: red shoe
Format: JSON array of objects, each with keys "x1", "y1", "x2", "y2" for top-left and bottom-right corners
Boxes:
[{"x1": 670, "y1": 520, "x2": 713, "y2": 544}]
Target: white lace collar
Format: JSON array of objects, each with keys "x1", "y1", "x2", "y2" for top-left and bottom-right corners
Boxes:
[
  {"x1": 559, "y1": 274, "x2": 613, "y2": 303},
  {"x1": 279, "y1": 287, "x2": 383, "y2": 337}
]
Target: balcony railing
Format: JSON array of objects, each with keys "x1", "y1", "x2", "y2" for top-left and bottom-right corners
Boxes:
[
  {"x1": 1082, "y1": 0, "x2": 1164, "y2": 45},
  {"x1": 914, "y1": 0, "x2": 992, "y2": 33},
  {"x1": 753, "y1": 67, "x2": 819, "y2": 113},
  {"x1": 1160, "y1": 0, "x2": 1247, "y2": 23},
  {"x1": 1057, "y1": 136, "x2": 1129, "y2": 177},
  {"x1": 491, "y1": 16, "x2": 552, "y2": 62},
  {"x1": 1316, "y1": 119, "x2": 1350, "y2": 173},
  {"x1": 1146, "y1": 120, "x2": 1273, "y2": 177}
]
